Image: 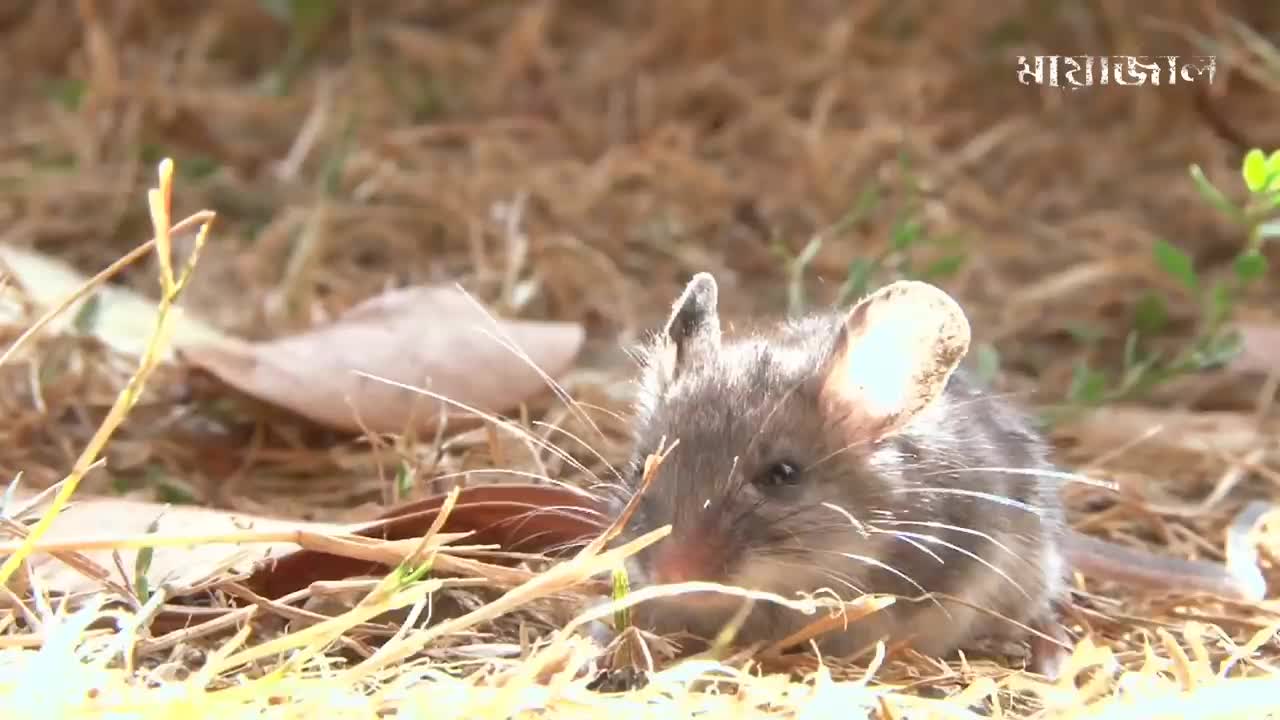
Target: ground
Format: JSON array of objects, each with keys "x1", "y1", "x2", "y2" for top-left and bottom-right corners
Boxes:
[{"x1": 1, "y1": 2, "x2": 1280, "y2": 718}]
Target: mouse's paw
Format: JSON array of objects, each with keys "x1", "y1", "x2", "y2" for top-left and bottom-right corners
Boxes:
[{"x1": 962, "y1": 635, "x2": 1031, "y2": 663}]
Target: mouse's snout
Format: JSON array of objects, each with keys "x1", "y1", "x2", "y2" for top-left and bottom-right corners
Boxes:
[{"x1": 648, "y1": 533, "x2": 724, "y2": 585}]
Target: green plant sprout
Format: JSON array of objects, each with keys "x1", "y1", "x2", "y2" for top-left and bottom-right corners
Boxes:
[
  {"x1": 775, "y1": 151, "x2": 983, "y2": 376},
  {"x1": 777, "y1": 152, "x2": 969, "y2": 315},
  {"x1": 1064, "y1": 148, "x2": 1278, "y2": 408}
]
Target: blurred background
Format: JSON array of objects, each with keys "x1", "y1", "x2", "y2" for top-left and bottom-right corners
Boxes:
[{"x1": 2, "y1": 1, "x2": 1279, "y2": 517}]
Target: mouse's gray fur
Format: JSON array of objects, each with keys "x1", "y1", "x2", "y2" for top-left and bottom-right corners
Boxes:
[{"x1": 607, "y1": 272, "x2": 1070, "y2": 665}]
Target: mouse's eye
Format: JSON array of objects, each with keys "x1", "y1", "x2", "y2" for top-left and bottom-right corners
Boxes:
[{"x1": 754, "y1": 461, "x2": 802, "y2": 491}]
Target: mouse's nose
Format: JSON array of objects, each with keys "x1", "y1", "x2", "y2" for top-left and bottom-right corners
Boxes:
[{"x1": 650, "y1": 538, "x2": 717, "y2": 584}]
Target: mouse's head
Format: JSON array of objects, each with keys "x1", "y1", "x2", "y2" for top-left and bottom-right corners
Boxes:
[{"x1": 615, "y1": 272, "x2": 972, "y2": 618}]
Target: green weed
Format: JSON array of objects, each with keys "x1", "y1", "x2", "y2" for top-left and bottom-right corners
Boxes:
[{"x1": 1064, "y1": 149, "x2": 1279, "y2": 408}]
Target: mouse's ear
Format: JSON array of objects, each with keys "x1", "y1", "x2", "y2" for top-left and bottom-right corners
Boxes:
[
  {"x1": 652, "y1": 272, "x2": 721, "y2": 384},
  {"x1": 819, "y1": 280, "x2": 970, "y2": 440}
]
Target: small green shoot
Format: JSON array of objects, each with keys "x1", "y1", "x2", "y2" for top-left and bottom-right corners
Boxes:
[
  {"x1": 132, "y1": 511, "x2": 165, "y2": 604},
  {"x1": 778, "y1": 152, "x2": 969, "y2": 317},
  {"x1": 611, "y1": 565, "x2": 632, "y2": 630},
  {"x1": 973, "y1": 342, "x2": 1002, "y2": 386},
  {"x1": 395, "y1": 460, "x2": 414, "y2": 499},
  {"x1": 1063, "y1": 148, "x2": 1278, "y2": 410},
  {"x1": 392, "y1": 552, "x2": 435, "y2": 588},
  {"x1": 43, "y1": 77, "x2": 85, "y2": 112},
  {"x1": 71, "y1": 294, "x2": 102, "y2": 335}
]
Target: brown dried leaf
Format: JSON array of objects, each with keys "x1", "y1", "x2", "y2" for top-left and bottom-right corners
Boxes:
[
  {"x1": 179, "y1": 284, "x2": 585, "y2": 434},
  {"x1": 7, "y1": 489, "x2": 350, "y2": 596}
]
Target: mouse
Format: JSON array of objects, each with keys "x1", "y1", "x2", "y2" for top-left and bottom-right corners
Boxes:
[{"x1": 603, "y1": 271, "x2": 1268, "y2": 679}]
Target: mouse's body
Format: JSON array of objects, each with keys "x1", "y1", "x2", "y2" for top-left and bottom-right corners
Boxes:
[{"x1": 605, "y1": 272, "x2": 1260, "y2": 677}]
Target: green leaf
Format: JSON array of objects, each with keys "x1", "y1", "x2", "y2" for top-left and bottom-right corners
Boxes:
[
  {"x1": 44, "y1": 77, "x2": 85, "y2": 111},
  {"x1": 133, "y1": 510, "x2": 165, "y2": 603},
  {"x1": 1190, "y1": 329, "x2": 1243, "y2": 370},
  {"x1": 396, "y1": 461, "x2": 413, "y2": 497},
  {"x1": 836, "y1": 258, "x2": 876, "y2": 306},
  {"x1": 1234, "y1": 251, "x2": 1268, "y2": 283},
  {"x1": 1205, "y1": 281, "x2": 1234, "y2": 328},
  {"x1": 1066, "y1": 323, "x2": 1104, "y2": 345},
  {"x1": 830, "y1": 185, "x2": 881, "y2": 237},
  {"x1": 1119, "y1": 333, "x2": 1159, "y2": 391},
  {"x1": 1243, "y1": 148, "x2": 1269, "y2": 193},
  {"x1": 154, "y1": 482, "x2": 196, "y2": 505},
  {"x1": 72, "y1": 294, "x2": 102, "y2": 335},
  {"x1": 1152, "y1": 239, "x2": 1198, "y2": 292},
  {"x1": 1132, "y1": 291, "x2": 1168, "y2": 337},
  {"x1": 890, "y1": 218, "x2": 923, "y2": 251},
  {"x1": 1067, "y1": 362, "x2": 1108, "y2": 405},
  {"x1": 1189, "y1": 164, "x2": 1246, "y2": 224},
  {"x1": 1118, "y1": 335, "x2": 1164, "y2": 394},
  {"x1": 919, "y1": 253, "x2": 966, "y2": 280},
  {"x1": 1267, "y1": 150, "x2": 1280, "y2": 191},
  {"x1": 974, "y1": 343, "x2": 1001, "y2": 385}
]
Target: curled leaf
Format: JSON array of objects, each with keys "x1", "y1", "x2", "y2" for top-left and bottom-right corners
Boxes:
[{"x1": 181, "y1": 284, "x2": 585, "y2": 434}]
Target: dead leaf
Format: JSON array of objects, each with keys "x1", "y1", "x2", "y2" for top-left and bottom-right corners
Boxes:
[
  {"x1": 242, "y1": 482, "x2": 607, "y2": 599},
  {"x1": 180, "y1": 284, "x2": 585, "y2": 434},
  {"x1": 6, "y1": 490, "x2": 351, "y2": 596},
  {"x1": 4, "y1": 481, "x2": 607, "y2": 604},
  {"x1": 0, "y1": 242, "x2": 237, "y2": 363}
]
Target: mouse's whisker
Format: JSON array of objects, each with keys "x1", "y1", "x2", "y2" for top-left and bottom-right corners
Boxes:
[
  {"x1": 891, "y1": 486, "x2": 1043, "y2": 516},
  {"x1": 932, "y1": 466, "x2": 1119, "y2": 492},
  {"x1": 942, "y1": 391, "x2": 1031, "y2": 411},
  {"x1": 428, "y1": 468, "x2": 611, "y2": 501},
  {"x1": 457, "y1": 285, "x2": 607, "y2": 444},
  {"x1": 354, "y1": 373, "x2": 608, "y2": 487},
  {"x1": 748, "y1": 553, "x2": 867, "y2": 598},
  {"x1": 720, "y1": 455, "x2": 746, "y2": 508},
  {"x1": 814, "y1": 549, "x2": 945, "y2": 614},
  {"x1": 582, "y1": 480, "x2": 633, "y2": 504},
  {"x1": 869, "y1": 528, "x2": 1033, "y2": 601},
  {"x1": 489, "y1": 504, "x2": 610, "y2": 530},
  {"x1": 532, "y1": 420, "x2": 627, "y2": 485},
  {"x1": 818, "y1": 501, "x2": 871, "y2": 537},
  {"x1": 874, "y1": 530, "x2": 946, "y2": 564},
  {"x1": 871, "y1": 519, "x2": 1027, "y2": 565},
  {"x1": 540, "y1": 533, "x2": 600, "y2": 556},
  {"x1": 804, "y1": 429, "x2": 875, "y2": 473},
  {"x1": 563, "y1": 399, "x2": 633, "y2": 426}
]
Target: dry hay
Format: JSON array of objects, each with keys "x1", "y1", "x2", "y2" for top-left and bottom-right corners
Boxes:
[{"x1": 2, "y1": 1, "x2": 1280, "y2": 718}]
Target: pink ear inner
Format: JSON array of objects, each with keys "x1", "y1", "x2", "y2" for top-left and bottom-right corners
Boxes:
[{"x1": 820, "y1": 281, "x2": 971, "y2": 441}]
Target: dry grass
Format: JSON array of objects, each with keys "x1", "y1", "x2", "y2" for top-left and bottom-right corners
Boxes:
[{"x1": 3, "y1": 1, "x2": 1280, "y2": 717}]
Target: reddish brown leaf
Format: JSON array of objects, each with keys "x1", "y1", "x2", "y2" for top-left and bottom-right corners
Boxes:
[
  {"x1": 241, "y1": 483, "x2": 608, "y2": 599},
  {"x1": 9, "y1": 482, "x2": 608, "y2": 603}
]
